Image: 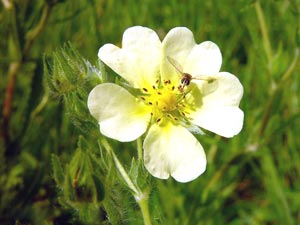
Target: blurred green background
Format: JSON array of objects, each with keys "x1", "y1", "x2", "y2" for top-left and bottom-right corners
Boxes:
[{"x1": 1, "y1": 0, "x2": 300, "y2": 224}]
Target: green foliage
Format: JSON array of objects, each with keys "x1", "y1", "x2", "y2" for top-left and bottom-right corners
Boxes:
[
  {"x1": 44, "y1": 44, "x2": 146, "y2": 224},
  {"x1": 50, "y1": 136, "x2": 106, "y2": 225},
  {"x1": 44, "y1": 42, "x2": 102, "y2": 134},
  {"x1": 1, "y1": 0, "x2": 300, "y2": 224}
]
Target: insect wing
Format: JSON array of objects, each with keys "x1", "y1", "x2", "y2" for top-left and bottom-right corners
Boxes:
[
  {"x1": 192, "y1": 74, "x2": 216, "y2": 82},
  {"x1": 167, "y1": 56, "x2": 183, "y2": 74}
]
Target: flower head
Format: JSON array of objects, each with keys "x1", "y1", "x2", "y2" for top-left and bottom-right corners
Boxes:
[{"x1": 88, "y1": 26, "x2": 244, "y2": 182}]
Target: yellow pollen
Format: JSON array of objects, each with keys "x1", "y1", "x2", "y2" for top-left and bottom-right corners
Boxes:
[
  {"x1": 141, "y1": 80, "x2": 192, "y2": 123},
  {"x1": 156, "y1": 90, "x2": 177, "y2": 112}
]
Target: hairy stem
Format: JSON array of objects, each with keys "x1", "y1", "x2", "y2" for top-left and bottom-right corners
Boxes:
[
  {"x1": 137, "y1": 192, "x2": 152, "y2": 225},
  {"x1": 102, "y1": 138, "x2": 140, "y2": 195},
  {"x1": 101, "y1": 138, "x2": 152, "y2": 225}
]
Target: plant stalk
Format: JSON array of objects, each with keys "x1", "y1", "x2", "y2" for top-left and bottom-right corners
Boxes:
[
  {"x1": 255, "y1": 1, "x2": 273, "y2": 63},
  {"x1": 259, "y1": 48, "x2": 299, "y2": 136},
  {"x1": 101, "y1": 138, "x2": 152, "y2": 225},
  {"x1": 137, "y1": 137, "x2": 143, "y2": 163},
  {"x1": 1, "y1": 2, "x2": 53, "y2": 152},
  {"x1": 136, "y1": 193, "x2": 152, "y2": 225}
]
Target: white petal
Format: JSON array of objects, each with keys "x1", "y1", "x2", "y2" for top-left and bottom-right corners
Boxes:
[
  {"x1": 88, "y1": 83, "x2": 151, "y2": 142},
  {"x1": 143, "y1": 122, "x2": 206, "y2": 183},
  {"x1": 194, "y1": 72, "x2": 244, "y2": 107},
  {"x1": 191, "y1": 106, "x2": 244, "y2": 138},
  {"x1": 98, "y1": 26, "x2": 161, "y2": 88},
  {"x1": 161, "y1": 27, "x2": 195, "y2": 82},
  {"x1": 184, "y1": 41, "x2": 222, "y2": 75},
  {"x1": 189, "y1": 72, "x2": 244, "y2": 137}
]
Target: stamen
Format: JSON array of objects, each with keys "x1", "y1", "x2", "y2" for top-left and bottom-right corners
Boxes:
[
  {"x1": 139, "y1": 78, "x2": 192, "y2": 125},
  {"x1": 164, "y1": 80, "x2": 171, "y2": 85}
]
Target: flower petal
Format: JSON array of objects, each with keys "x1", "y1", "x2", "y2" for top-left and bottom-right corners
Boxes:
[
  {"x1": 161, "y1": 28, "x2": 222, "y2": 84},
  {"x1": 98, "y1": 26, "x2": 161, "y2": 88},
  {"x1": 191, "y1": 106, "x2": 244, "y2": 138},
  {"x1": 184, "y1": 41, "x2": 222, "y2": 75},
  {"x1": 143, "y1": 122, "x2": 206, "y2": 183},
  {"x1": 88, "y1": 83, "x2": 151, "y2": 142},
  {"x1": 193, "y1": 72, "x2": 243, "y2": 107},
  {"x1": 161, "y1": 27, "x2": 195, "y2": 82},
  {"x1": 189, "y1": 72, "x2": 244, "y2": 137}
]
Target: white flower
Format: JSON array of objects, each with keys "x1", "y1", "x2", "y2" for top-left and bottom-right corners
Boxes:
[{"x1": 88, "y1": 26, "x2": 244, "y2": 183}]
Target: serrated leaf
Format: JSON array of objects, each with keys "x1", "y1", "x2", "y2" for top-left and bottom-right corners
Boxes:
[
  {"x1": 129, "y1": 157, "x2": 138, "y2": 184},
  {"x1": 43, "y1": 55, "x2": 57, "y2": 93},
  {"x1": 64, "y1": 168, "x2": 76, "y2": 201},
  {"x1": 92, "y1": 174, "x2": 105, "y2": 201},
  {"x1": 51, "y1": 154, "x2": 65, "y2": 187}
]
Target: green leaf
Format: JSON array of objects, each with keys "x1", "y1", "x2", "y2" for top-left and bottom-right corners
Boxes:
[
  {"x1": 92, "y1": 174, "x2": 105, "y2": 201},
  {"x1": 51, "y1": 154, "x2": 65, "y2": 187},
  {"x1": 64, "y1": 167, "x2": 76, "y2": 201},
  {"x1": 44, "y1": 42, "x2": 102, "y2": 97}
]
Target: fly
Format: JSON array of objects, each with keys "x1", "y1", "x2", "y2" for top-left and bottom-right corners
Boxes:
[{"x1": 167, "y1": 56, "x2": 215, "y2": 92}]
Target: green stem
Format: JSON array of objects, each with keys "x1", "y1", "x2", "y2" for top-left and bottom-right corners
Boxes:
[
  {"x1": 255, "y1": 1, "x2": 299, "y2": 136},
  {"x1": 1, "y1": 1, "x2": 53, "y2": 153},
  {"x1": 255, "y1": 1, "x2": 273, "y2": 63},
  {"x1": 23, "y1": 3, "x2": 52, "y2": 57},
  {"x1": 137, "y1": 192, "x2": 152, "y2": 225},
  {"x1": 280, "y1": 48, "x2": 299, "y2": 84},
  {"x1": 137, "y1": 137, "x2": 143, "y2": 163},
  {"x1": 101, "y1": 138, "x2": 152, "y2": 225},
  {"x1": 259, "y1": 48, "x2": 299, "y2": 135},
  {"x1": 101, "y1": 138, "x2": 140, "y2": 195},
  {"x1": 30, "y1": 94, "x2": 49, "y2": 119}
]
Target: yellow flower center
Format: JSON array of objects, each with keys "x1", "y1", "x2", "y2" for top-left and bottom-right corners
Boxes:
[
  {"x1": 156, "y1": 89, "x2": 177, "y2": 112},
  {"x1": 140, "y1": 80, "x2": 191, "y2": 124}
]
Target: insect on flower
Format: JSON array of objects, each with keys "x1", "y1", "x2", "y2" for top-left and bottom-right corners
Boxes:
[
  {"x1": 88, "y1": 26, "x2": 244, "y2": 183},
  {"x1": 167, "y1": 56, "x2": 215, "y2": 92}
]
